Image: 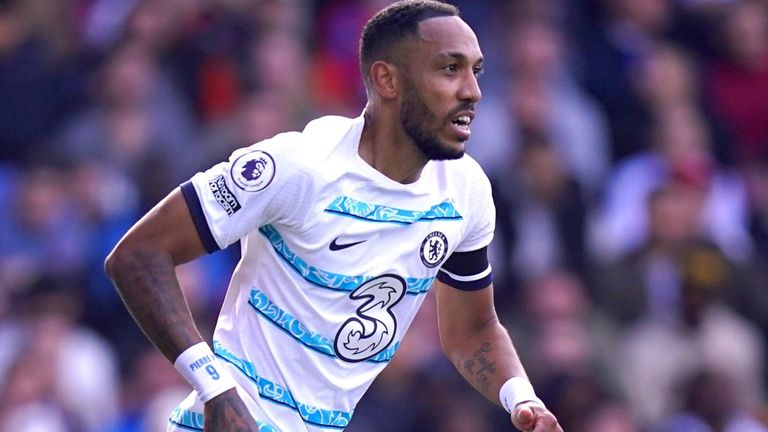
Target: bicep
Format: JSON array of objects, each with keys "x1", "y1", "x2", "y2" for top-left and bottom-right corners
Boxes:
[
  {"x1": 113, "y1": 187, "x2": 207, "y2": 265},
  {"x1": 435, "y1": 244, "x2": 497, "y2": 338}
]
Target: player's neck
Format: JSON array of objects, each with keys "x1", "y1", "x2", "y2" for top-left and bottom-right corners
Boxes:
[{"x1": 358, "y1": 108, "x2": 429, "y2": 184}]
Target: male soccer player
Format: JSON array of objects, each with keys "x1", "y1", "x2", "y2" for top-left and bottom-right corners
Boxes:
[{"x1": 105, "y1": 1, "x2": 563, "y2": 431}]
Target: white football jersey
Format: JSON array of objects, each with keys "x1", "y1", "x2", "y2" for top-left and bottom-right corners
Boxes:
[{"x1": 168, "y1": 114, "x2": 495, "y2": 432}]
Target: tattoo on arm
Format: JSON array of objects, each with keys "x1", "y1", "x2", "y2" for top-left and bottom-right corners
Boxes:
[
  {"x1": 204, "y1": 391, "x2": 257, "y2": 431},
  {"x1": 461, "y1": 342, "x2": 497, "y2": 392},
  {"x1": 111, "y1": 249, "x2": 202, "y2": 360}
]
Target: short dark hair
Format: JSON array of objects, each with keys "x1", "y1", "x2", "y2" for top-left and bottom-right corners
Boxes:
[{"x1": 359, "y1": 0, "x2": 459, "y2": 88}]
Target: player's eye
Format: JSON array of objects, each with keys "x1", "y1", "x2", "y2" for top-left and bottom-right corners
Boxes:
[
  {"x1": 444, "y1": 64, "x2": 458, "y2": 73},
  {"x1": 473, "y1": 66, "x2": 484, "y2": 77}
]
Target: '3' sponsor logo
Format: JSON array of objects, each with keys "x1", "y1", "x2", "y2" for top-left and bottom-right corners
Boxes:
[{"x1": 334, "y1": 274, "x2": 405, "y2": 362}]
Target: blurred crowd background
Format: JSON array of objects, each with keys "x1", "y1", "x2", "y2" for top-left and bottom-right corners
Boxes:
[{"x1": 1, "y1": 0, "x2": 768, "y2": 431}]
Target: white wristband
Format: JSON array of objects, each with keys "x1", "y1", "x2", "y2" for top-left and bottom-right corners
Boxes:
[
  {"x1": 499, "y1": 377, "x2": 544, "y2": 413},
  {"x1": 174, "y1": 342, "x2": 237, "y2": 403}
]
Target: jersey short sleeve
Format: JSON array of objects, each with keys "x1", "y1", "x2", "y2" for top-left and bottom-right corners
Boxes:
[
  {"x1": 436, "y1": 159, "x2": 496, "y2": 290},
  {"x1": 181, "y1": 132, "x2": 315, "y2": 252},
  {"x1": 457, "y1": 161, "x2": 496, "y2": 252}
]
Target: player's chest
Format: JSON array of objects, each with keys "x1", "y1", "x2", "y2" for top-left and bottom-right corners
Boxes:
[{"x1": 281, "y1": 188, "x2": 468, "y2": 277}]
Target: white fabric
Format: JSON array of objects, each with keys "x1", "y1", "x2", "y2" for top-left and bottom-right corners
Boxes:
[
  {"x1": 174, "y1": 114, "x2": 496, "y2": 431},
  {"x1": 173, "y1": 342, "x2": 236, "y2": 403},
  {"x1": 499, "y1": 376, "x2": 544, "y2": 413}
]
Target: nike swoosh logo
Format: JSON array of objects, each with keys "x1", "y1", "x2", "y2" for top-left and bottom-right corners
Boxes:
[{"x1": 329, "y1": 237, "x2": 367, "y2": 251}]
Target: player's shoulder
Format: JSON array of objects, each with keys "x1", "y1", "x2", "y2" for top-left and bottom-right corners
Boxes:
[
  {"x1": 226, "y1": 114, "x2": 360, "y2": 191},
  {"x1": 238, "y1": 114, "x2": 358, "y2": 165},
  {"x1": 301, "y1": 114, "x2": 360, "y2": 142}
]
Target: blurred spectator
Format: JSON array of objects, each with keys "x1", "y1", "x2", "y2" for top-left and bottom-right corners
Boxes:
[
  {"x1": 667, "y1": 0, "x2": 745, "y2": 63},
  {"x1": 80, "y1": 0, "x2": 141, "y2": 52},
  {"x1": 577, "y1": 0, "x2": 677, "y2": 161},
  {"x1": 122, "y1": 0, "x2": 201, "y2": 56},
  {"x1": 706, "y1": 0, "x2": 768, "y2": 165},
  {"x1": 244, "y1": 0, "x2": 310, "y2": 35},
  {"x1": 492, "y1": 131, "x2": 588, "y2": 288},
  {"x1": 616, "y1": 243, "x2": 766, "y2": 427},
  {"x1": 244, "y1": 30, "x2": 311, "y2": 123},
  {"x1": 0, "y1": 356, "x2": 74, "y2": 432},
  {"x1": 748, "y1": 156, "x2": 768, "y2": 266},
  {"x1": 655, "y1": 368, "x2": 768, "y2": 432},
  {"x1": 634, "y1": 42, "x2": 734, "y2": 164},
  {"x1": 185, "y1": 1, "x2": 307, "y2": 123},
  {"x1": 635, "y1": 43, "x2": 697, "y2": 113},
  {"x1": 199, "y1": 87, "x2": 303, "y2": 168},
  {"x1": 18, "y1": 0, "x2": 80, "y2": 62},
  {"x1": 471, "y1": 11, "x2": 611, "y2": 197},
  {"x1": 0, "y1": 162, "x2": 89, "y2": 293},
  {"x1": 111, "y1": 347, "x2": 190, "y2": 432},
  {"x1": 676, "y1": 0, "x2": 742, "y2": 11},
  {"x1": 537, "y1": 371, "x2": 615, "y2": 432},
  {"x1": 507, "y1": 270, "x2": 619, "y2": 385},
  {"x1": 0, "y1": 275, "x2": 120, "y2": 432},
  {"x1": 591, "y1": 106, "x2": 752, "y2": 263},
  {"x1": 310, "y1": 0, "x2": 385, "y2": 115},
  {"x1": 0, "y1": 0, "x2": 85, "y2": 162},
  {"x1": 66, "y1": 160, "x2": 139, "y2": 323},
  {"x1": 504, "y1": 269, "x2": 627, "y2": 431},
  {"x1": 54, "y1": 40, "x2": 198, "y2": 211},
  {"x1": 593, "y1": 175, "x2": 766, "y2": 327},
  {"x1": 582, "y1": 403, "x2": 640, "y2": 432}
]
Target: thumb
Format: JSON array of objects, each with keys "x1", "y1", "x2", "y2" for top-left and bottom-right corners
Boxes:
[{"x1": 513, "y1": 405, "x2": 536, "y2": 429}]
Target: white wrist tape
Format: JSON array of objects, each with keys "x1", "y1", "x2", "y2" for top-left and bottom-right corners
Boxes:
[
  {"x1": 174, "y1": 342, "x2": 236, "y2": 403},
  {"x1": 499, "y1": 377, "x2": 544, "y2": 413}
]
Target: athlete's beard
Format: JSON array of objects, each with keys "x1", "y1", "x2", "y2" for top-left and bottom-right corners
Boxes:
[{"x1": 400, "y1": 79, "x2": 465, "y2": 161}]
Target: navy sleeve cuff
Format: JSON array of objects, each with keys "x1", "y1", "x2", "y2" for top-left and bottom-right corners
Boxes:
[
  {"x1": 436, "y1": 268, "x2": 493, "y2": 291},
  {"x1": 437, "y1": 246, "x2": 492, "y2": 290},
  {"x1": 181, "y1": 181, "x2": 220, "y2": 254}
]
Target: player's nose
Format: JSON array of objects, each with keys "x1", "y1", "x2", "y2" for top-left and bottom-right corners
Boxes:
[{"x1": 458, "y1": 73, "x2": 481, "y2": 103}]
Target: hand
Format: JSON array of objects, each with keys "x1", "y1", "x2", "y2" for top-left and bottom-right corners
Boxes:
[
  {"x1": 511, "y1": 402, "x2": 563, "y2": 432},
  {"x1": 204, "y1": 388, "x2": 260, "y2": 432}
]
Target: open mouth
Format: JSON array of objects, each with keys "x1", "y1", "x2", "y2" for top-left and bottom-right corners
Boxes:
[
  {"x1": 450, "y1": 112, "x2": 474, "y2": 140},
  {"x1": 452, "y1": 114, "x2": 472, "y2": 130}
]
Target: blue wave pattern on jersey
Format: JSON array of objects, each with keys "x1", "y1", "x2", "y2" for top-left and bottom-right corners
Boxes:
[
  {"x1": 249, "y1": 288, "x2": 398, "y2": 363},
  {"x1": 324, "y1": 195, "x2": 463, "y2": 224},
  {"x1": 169, "y1": 406, "x2": 281, "y2": 432},
  {"x1": 258, "y1": 225, "x2": 434, "y2": 295},
  {"x1": 213, "y1": 341, "x2": 352, "y2": 429}
]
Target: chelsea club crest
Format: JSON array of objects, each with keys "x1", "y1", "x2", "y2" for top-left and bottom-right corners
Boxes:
[{"x1": 420, "y1": 231, "x2": 448, "y2": 268}]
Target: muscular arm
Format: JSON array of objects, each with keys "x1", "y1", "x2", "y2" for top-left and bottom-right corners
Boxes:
[
  {"x1": 434, "y1": 279, "x2": 526, "y2": 404},
  {"x1": 105, "y1": 188, "x2": 258, "y2": 431},
  {"x1": 436, "y1": 280, "x2": 561, "y2": 431},
  {"x1": 104, "y1": 188, "x2": 207, "y2": 361}
]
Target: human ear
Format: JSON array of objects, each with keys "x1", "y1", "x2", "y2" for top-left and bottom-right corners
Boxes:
[{"x1": 369, "y1": 61, "x2": 399, "y2": 99}]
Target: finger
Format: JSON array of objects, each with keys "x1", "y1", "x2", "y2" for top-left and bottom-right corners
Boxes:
[
  {"x1": 532, "y1": 412, "x2": 562, "y2": 432},
  {"x1": 513, "y1": 406, "x2": 535, "y2": 430}
]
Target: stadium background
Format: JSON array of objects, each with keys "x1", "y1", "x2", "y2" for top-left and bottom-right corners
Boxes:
[{"x1": 1, "y1": 0, "x2": 768, "y2": 430}]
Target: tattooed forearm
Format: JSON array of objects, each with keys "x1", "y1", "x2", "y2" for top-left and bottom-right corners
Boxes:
[
  {"x1": 108, "y1": 248, "x2": 202, "y2": 360},
  {"x1": 461, "y1": 342, "x2": 498, "y2": 391},
  {"x1": 204, "y1": 390, "x2": 259, "y2": 432},
  {"x1": 442, "y1": 311, "x2": 528, "y2": 407}
]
